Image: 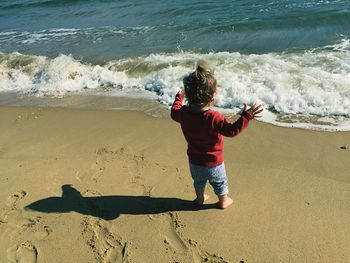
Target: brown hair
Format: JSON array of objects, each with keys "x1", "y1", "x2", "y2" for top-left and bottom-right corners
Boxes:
[{"x1": 183, "y1": 61, "x2": 217, "y2": 106}]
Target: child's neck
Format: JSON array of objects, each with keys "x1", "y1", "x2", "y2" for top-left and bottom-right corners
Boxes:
[{"x1": 189, "y1": 104, "x2": 210, "y2": 112}]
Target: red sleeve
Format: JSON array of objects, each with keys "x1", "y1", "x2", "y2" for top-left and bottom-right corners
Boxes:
[
  {"x1": 212, "y1": 110, "x2": 254, "y2": 137},
  {"x1": 170, "y1": 91, "x2": 184, "y2": 123}
]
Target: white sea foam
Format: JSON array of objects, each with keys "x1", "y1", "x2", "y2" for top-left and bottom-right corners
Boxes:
[
  {"x1": 0, "y1": 31, "x2": 18, "y2": 36},
  {"x1": 0, "y1": 26, "x2": 153, "y2": 45},
  {"x1": 323, "y1": 37, "x2": 350, "y2": 52},
  {"x1": 0, "y1": 40, "x2": 349, "y2": 130}
]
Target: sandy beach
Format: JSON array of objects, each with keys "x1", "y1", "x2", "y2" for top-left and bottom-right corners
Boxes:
[{"x1": 0, "y1": 105, "x2": 349, "y2": 263}]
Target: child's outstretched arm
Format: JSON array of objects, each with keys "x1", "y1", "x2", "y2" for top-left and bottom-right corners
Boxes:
[
  {"x1": 213, "y1": 104, "x2": 263, "y2": 137},
  {"x1": 170, "y1": 89, "x2": 185, "y2": 123}
]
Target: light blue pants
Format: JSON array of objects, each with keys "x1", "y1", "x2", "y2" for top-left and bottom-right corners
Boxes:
[{"x1": 189, "y1": 162, "x2": 229, "y2": 196}]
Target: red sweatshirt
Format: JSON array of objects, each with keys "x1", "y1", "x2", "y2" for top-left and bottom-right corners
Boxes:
[{"x1": 171, "y1": 91, "x2": 253, "y2": 167}]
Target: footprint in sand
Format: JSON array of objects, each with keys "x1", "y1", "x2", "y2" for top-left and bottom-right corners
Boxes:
[
  {"x1": 7, "y1": 241, "x2": 38, "y2": 263},
  {"x1": 90, "y1": 161, "x2": 106, "y2": 182},
  {"x1": 164, "y1": 212, "x2": 229, "y2": 263},
  {"x1": 9, "y1": 216, "x2": 53, "y2": 241},
  {"x1": 94, "y1": 146, "x2": 147, "y2": 191},
  {"x1": 81, "y1": 217, "x2": 131, "y2": 263},
  {"x1": 34, "y1": 225, "x2": 52, "y2": 240},
  {"x1": 6, "y1": 190, "x2": 27, "y2": 206},
  {"x1": 81, "y1": 147, "x2": 115, "y2": 183},
  {"x1": 1, "y1": 190, "x2": 27, "y2": 223}
]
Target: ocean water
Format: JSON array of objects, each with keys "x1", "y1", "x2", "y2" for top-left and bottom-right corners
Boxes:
[{"x1": 0, "y1": 0, "x2": 350, "y2": 130}]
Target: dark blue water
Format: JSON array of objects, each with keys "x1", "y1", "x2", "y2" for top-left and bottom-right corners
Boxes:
[{"x1": 1, "y1": 0, "x2": 349, "y2": 61}]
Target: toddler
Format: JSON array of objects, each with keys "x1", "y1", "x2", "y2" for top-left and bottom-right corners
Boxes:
[{"x1": 171, "y1": 62, "x2": 263, "y2": 209}]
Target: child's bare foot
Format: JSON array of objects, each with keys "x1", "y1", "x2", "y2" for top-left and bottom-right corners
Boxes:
[
  {"x1": 218, "y1": 195, "x2": 233, "y2": 209},
  {"x1": 194, "y1": 194, "x2": 210, "y2": 205}
]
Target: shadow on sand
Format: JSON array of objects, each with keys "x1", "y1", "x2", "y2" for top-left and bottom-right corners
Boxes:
[{"x1": 25, "y1": 185, "x2": 218, "y2": 220}]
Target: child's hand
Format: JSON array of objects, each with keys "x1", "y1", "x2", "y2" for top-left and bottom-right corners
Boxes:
[
  {"x1": 178, "y1": 88, "x2": 185, "y2": 96},
  {"x1": 243, "y1": 104, "x2": 264, "y2": 119}
]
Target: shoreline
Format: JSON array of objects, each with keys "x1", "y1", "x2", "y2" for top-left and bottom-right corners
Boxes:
[
  {"x1": 1, "y1": 92, "x2": 350, "y2": 132},
  {"x1": 0, "y1": 92, "x2": 169, "y2": 118},
  {"x1": 1, "y1": 105, "x2": 350, "y2": 262}
]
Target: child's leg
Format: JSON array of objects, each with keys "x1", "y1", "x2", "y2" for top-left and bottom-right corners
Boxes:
[
  {"x1": 189, "y1": 163, "x2": 210, "y2": 205},
  {"x1": 208, "y1": 163, "x2": 233, "y2": 209},
  {"x1": 194, "y1": 188, "x2": 210, "y2": 205},
  {"x1": 218, "y1": 194, "x2": 233, "y2": 209}
]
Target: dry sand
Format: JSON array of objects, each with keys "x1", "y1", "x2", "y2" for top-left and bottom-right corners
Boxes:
[{"x1": 0, "y1": 106, "x2": 349, "y2": 263}]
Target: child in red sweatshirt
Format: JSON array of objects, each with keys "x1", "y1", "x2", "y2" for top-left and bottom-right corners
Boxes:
[{"x1": 171, "y1": 62, "x2": 263, "y2": 209}]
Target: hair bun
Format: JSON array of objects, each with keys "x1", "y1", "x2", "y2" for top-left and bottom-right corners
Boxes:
[
  {"x1": 196, "y1": 60, "x2": 211, "y2": 71},
  {"x1": 195, "y1": 60, "x2": 212, "y2": 79}
]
